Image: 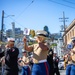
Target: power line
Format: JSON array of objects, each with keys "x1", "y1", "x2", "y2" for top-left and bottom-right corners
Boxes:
[
  {"x1": 63, "y1": 0, "x2": 75, "y2": 5},
  {"x1": 16, "y1": 0, "x2": 34, "y2": 19},
  {"x1": 4, "y1": 12, "x2": 25, "y2": 29},
  {"x1": 48, "y1": 0, "x2": 75, "y2": 9},
  {"x1": 3, "y1": 0, "x2": 35, "y2": 30},
  {"x1": 9, "y1": 17, "x2": 25, "y2": 28}
]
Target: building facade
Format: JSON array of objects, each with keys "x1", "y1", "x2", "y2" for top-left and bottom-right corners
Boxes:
[
  {"x1": 63, "y1": 19, "x2": 75, "y2": 50},
  {"x1": 50, "y1": 33, "x2": 63, "y2": 58},
  {"x1": 6, "y1": 28, "x2": 23, "y2": 41}
]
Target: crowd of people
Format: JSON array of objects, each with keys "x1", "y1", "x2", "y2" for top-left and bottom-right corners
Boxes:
[
  {"x1": 0, "y1": 30, "x2": 60, "y2": 75},
  {"x1": 0, "y1": 30, "x2": 75, "y2": 75}
]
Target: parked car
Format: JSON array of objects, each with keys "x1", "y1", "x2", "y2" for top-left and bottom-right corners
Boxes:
[{"x1": 58, "y1": 59, "x2": 64, "y2": 70}]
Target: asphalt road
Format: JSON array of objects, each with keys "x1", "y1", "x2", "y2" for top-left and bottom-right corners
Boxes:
[{"x1": 60, "y1": 70, "x2": 66, "y2": 75}]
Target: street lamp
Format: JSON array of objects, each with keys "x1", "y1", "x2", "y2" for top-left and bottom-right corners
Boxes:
[
  {"x1": 4, "y1": 15, "x2": 14, "y2": 18},
  {"x1": 0, "y1": 10, "x2": 14, "y2": 41}
]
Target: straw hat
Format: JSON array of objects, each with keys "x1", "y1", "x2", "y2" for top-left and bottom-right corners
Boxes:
[
  {"x1": 34, "y1": 30, "x2": 48, "y2": 41},
  {"x1": 36, "y1": 30, "x2": 48, "y2": 37}
]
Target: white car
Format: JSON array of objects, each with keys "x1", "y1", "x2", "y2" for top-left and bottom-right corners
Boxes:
[{"x1": 58, "y1": 59, "x2": 64, "y2": 70}]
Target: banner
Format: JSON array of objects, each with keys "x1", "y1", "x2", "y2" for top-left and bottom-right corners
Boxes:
[{"x1": 24, "y1": 28, "x2": 30, "y2": 35}]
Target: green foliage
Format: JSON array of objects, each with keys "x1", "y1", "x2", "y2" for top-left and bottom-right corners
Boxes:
[
  {"x1": 44, "y1": 25, "x2": 49, "y2": 32},
  {"x1": 43, "y1": 25, "x2": 50, "y2": 37},
  {"x1": 50, "y1": 43, "x2": 57, "y2": 47}
]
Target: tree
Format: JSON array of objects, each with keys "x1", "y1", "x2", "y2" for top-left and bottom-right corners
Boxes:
[{"x1": 43, "y1": 25, "x2": 50, "y2": 37}]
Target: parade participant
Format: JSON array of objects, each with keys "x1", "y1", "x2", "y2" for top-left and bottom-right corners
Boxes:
[
  {"x1": 66, "y1": 53, "x2": 72, "y2": 75},
  {"x1": 0, "y1": 38, "x2": 19, "y2": 75},
  {"x1": 64, "y1": 54, "x2": 68, "y2": 70},
  {"x1": 47, "y1": 48, "x2": 54, "y2": 75},
  {"x1": 53, "y1": 52, "x2": 60, "y2": 75},
  {"x1": 18, "y1": 50, "x2": 30, "y2": 75},
  {"x1": 23, "y1": 30, "x2": 49, "y2": 75},
  {"x1": 70, "y1": 37, "x2": 75, "y2": 75}
]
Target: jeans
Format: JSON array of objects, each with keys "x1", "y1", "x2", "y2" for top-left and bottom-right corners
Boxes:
[
  {"x1": 66, "y1": 64, "x2": 72, "y2": 75},
  {"x1": 21, "y1": 66, "x2": 30, "y2": 75},
  {"x1": 70, "y1": 64, "x2": 75, "y2": 75}
]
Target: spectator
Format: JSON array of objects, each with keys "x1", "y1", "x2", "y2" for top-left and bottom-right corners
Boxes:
[
  {"x1": 53, "y1": 52, "x2": 60, "y2": 75},
  {"x1": 0, "y1": 38, "x2": 19, "y2": 75},
  {"x1": 47, "y1": 48, "x2": 54, "y2": 75}
]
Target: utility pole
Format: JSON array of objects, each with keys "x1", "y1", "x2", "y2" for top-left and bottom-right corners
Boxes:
[
  {"x1": 1, "y1": 10, "x2": 4, "y2": 41},
  {"x1": 59, "y1": 11, "x2": 69, "y2": 32},
  {"x1": 59, "y1": 11, "x2": 69, "y2": 50}
]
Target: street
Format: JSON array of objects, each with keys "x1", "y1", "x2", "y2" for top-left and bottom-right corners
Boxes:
[
  {"x1": 19, "y1": 70, "x2": 66, "y2": 75},
  {"x1": 0, "y1": 69, "x2": 66, "y2": 75},
  {"x1": 60, "y1": 70, "x2": 66, "y2": 75},
  {"x1": 0, "y1": 70, "x2": 66, "y2": 75}
]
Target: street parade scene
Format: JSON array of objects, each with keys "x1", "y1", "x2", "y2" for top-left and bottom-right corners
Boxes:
[{"x1": 0, "y1": 0, "x2": 75, "y2": 75}]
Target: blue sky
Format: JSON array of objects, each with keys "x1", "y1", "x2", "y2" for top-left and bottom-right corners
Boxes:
[{"x1": 0, "y1": 0, "x2": 75, "y2": 33}]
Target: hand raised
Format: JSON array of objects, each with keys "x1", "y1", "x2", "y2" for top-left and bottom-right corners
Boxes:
[{"x1": 23, "y1": 36, "x2": 27, "y2": 43}]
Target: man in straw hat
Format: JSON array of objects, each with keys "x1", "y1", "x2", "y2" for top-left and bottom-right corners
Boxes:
[
  {"x1": 0, "y1": 38, "x2": 19, "y2": 75},
  {"x1": 23, "y1": 30, "x2": 50, "y2": 75}
]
